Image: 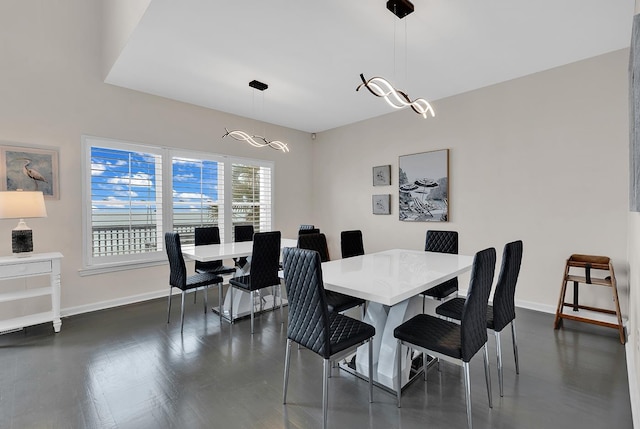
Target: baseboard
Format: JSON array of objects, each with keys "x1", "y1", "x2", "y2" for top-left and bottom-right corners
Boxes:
[
  {"x1": 455, "y1": 292, "x2": 558, "y2": 315},
  {"x1": 61, "y1": 289, "x2": 169, "y2": 318},
  {"x1": 514, "y1": 299, "x2": 556, "y2": 314}
]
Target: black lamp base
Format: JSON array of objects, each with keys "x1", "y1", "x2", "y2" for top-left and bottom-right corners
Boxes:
[{"x1": 12, "y1": 229, "x2": 33, "y2": 255}]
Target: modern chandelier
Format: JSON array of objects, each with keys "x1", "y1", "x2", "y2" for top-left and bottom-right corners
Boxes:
[
  {"x1": 357, "y1": 74, "x2": 434, "y2": 118},
  {"x1": 222, "y1": 128, "x2": 289, "y2": 152},
  {"x1": 357, "y1": 0, "x2": 435, "y2": 119},
  {"x1": 223, "y1": 80, "x2": 289, "y2": 153}
]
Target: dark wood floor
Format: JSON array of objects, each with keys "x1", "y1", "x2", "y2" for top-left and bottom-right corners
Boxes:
[{"x1": 0, "y1": 291, "x2": 632, "y2": 429}]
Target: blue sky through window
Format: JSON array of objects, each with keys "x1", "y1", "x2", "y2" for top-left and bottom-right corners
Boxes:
[{"x1": 91, "y1": 147, "x2": 220, "y2": 222}]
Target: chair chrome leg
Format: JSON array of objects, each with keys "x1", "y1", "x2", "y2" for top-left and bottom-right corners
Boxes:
[
  {"x1": 167, "y1": 286, "x2": 173, "y2": 324},
  {"x1": 463, "y1": 362, "x2": 472, "y2": 429},
  {"x1": 511, "y1": 320, "x2": 520, "y2": 374},
  {"x1": 218, "y1": 283, "x2": 223, "y2": 324},
  {"x1": 250, "y1": 290, "x2": 255, "y2": 334},
  {"x1": 495, "y1": 330, "x2": 503, "y2": 397},
  {"x1": 193, "y1": 289, "x2": 197, "y2": 304},
  {"x1": 229, "y1": 286, "x2": 234, "y2": 324},
  {"x1": 203, "y1": 286, "x2": 208, "y2": 314},
  {"x1": 279, "y1": 285, "x2": 283, "y2": 322},
  {"x1": 396, "y1": 340, "x2": 402, "y2": 407},
  {"x1": 283, "y1": 339, "x2": 292, "y2": 404},
  {"x1": 483, "y1": 343, "x2": 493, "y2": 408},
  {"x1": 180, "y1": 290, "x2": 186, "y2": 333},
  {"x1": 271, "y1": 286, "x2": 276, "y2": 311},
  {"x1": 323, "y1": 358, "x2": 330, "y2": 429},
  {"x1": 368, "y1": 339, "x2": 374, "y2": 403},
  {"x1": 423, "y1": 352, "x2": 428, "y2": 381}
]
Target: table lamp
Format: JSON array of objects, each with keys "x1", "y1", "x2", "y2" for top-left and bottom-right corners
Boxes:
[{"x1": 0, "y1": 190, "x2": 47, "y2": 256}]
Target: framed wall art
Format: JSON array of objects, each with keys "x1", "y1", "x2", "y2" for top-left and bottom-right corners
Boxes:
[
  {"x1": 0, "y1": 143, "x2": 59, "y2": 199},
  {"x1": 373, "y1": 165, "x2": 391, "y2": 186},
  {"x1": 372, "y1": 194, "x2": 391, "y2": 215},
  {"x1": 398, "y1": 149, "x2": 448, "y2": 222}
]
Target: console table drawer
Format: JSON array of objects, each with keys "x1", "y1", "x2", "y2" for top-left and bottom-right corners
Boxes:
[{"x1": 0, "y1": 261, "x2": 52, "y2": 279}]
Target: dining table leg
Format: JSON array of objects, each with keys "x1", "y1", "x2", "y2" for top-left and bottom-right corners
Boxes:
[
  {"x1": 355, "y1": 302, "x2": 387, "y2": 378},
  {"x1": 376, "y1": 295, "x2": 422, "y2": 390}
]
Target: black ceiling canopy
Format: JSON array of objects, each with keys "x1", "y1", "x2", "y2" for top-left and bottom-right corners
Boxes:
[
  {"x1": 249, "y1": 80, "x2": 268, "y2": 91},
  {"x1": 386, "y1": 0, "x2": 414, "y2": 19}
]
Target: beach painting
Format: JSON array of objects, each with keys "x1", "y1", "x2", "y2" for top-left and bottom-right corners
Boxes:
[{"x1": 398, "y1": 149, "x2": 448, "y2": 222}]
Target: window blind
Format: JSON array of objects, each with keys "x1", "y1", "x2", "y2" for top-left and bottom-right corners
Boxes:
[
  {"x1": 89, "y1": 145, "x2": 163, "y2": 258},
  {"x1": 172, "y1": 156, "x2": 224, "y2": 245},
  {"x1": 231, "y1": 162, "x2": 272, "y2": 239}
]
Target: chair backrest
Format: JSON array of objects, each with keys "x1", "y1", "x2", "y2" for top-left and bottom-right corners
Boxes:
[
  {"x1": 460, "y1": 247, "x2": 496, "y2": 362},
  {"x1": 492, "y1": 240, "x2": 523, "y2": 332},
  {"x1": 425, "y1": 230, "x2": 459, "y2": 290},
  {"x1": 298, "y1": 228, "x2": 320, "y2": 235},
  {"x1": 248, "y1": 231, "x2": 282, "y2": 289},
  {"x1": 282, "y1": 247, "x2": 331, "y2": 358},
  {"x1": 298, "y1": 233, "x2": 330, "y2": 262},
  {"x1": 165, "y1": 232, "x2": 187, "y2": 288},
  {"x1": 194, "y1": 226, "x2": 222, "y2": 271},
  {"x1": 341, "y1": 230, "x2": 364, "y2": 259},
  {"x1": 425, "y1": 230, "x2": 458, "y2": 254},
  {"x1": 234, "y1": 224, "x2": 254, "y2": 242}
]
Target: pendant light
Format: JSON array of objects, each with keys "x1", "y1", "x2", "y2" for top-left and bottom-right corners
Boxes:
[
  {"x1": 357, "y1": 0, "x2": 435, "y2": 119},
  {"x1": 223, "y1": 80, "x2": 289, "y2": 153}
]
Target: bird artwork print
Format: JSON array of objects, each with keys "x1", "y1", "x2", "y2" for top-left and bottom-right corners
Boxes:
[{"x1": 17, "y1": 158, "x2": 48, "y2": 190}]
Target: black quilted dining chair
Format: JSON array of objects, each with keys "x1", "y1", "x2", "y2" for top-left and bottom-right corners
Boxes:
[
  {"x1": 340, "y1": 230, "x2": 365, "y2": 259},
  {"x1": 421, "y1": 230, "x2": 459, "y2": 311},
  {"x1": 436, "y1": 240, "x2": 523, "y2": 397},
  {"x1": 233, "y1": 224, "x2": 254, "y2": 268},
  {"x1": 194, "y1": 226, "x2": 236, "y2": 276},
  {"x1": 228, "y1": 231, "x2": 281, "y2": 334},
  {"x1": 282, "y1": 247, "x2": 375, "y2": 429},
  {"x1": 298, "y1": 224, "x2": 320, "y2": 235},
  {"x1": 394, "y1": 247, "x2": 496, "y2": 429},
  {"x1": 297, "y1": 233, "x2": 366, "y2": 316},
  {"x1": 164, "y1": 232, "x2": 224, "y2": 332},
  {"x1": 192, "y1": 227, "x2": 236, "y2": 306}
]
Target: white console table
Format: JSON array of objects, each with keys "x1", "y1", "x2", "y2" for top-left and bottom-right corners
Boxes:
[{"x1": 0, "y1": 252, "x2": 63, "y2": 333}]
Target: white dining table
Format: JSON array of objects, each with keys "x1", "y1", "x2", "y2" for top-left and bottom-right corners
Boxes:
[
  {"x1": 319, "y1": 249, "x2": 474, "y2": 392},
  {"x1": 182, "y1": 239, "x2": 298, "y2": 321}
]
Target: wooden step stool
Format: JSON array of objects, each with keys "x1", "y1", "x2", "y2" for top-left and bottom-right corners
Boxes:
[{"x1": 554, "y1": 254, "x2": 625, "y2": 344}]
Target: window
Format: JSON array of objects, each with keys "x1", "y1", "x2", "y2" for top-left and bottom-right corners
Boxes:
[
  {"x1": 232, "y1": 161, "x2": 272, "y2": 239},
  {"x1": 81, "y1": 136, "x2": 274, "y2": 271},
  {"x1": 172, "y1": 154, "x2": 224, "y2": 245}
]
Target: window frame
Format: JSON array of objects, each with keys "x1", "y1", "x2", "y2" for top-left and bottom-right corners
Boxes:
[{"x1": 80, "y1": 136, "x2": 275, "y2": 274}]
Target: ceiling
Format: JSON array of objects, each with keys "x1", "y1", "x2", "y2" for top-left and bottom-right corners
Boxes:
[{"x1": 105, "y1": 0, "x2": 634, "y2": 133}]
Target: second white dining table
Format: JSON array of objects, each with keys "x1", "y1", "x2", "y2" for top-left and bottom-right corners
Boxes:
[{"x1": 182, "y1": 238, "x2": 298, "y2": 322}]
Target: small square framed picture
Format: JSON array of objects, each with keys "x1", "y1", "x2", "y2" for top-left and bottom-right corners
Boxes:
[
  {"x1": 372, "y1": 194, "x2": 391, "y2": 215},
  {"x1": 373, "y1": 165, "x2": 391, "y2": 186}
]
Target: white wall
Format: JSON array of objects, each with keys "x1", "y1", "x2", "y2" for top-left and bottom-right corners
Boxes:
[
  {"x1": 0, "y1": 0, "x2": 313, "y2": 315},
  {"x1": 313, "y1": 49, "x2": 629, "y2": 314}
]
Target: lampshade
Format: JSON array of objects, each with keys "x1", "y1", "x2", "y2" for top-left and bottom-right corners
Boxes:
[{"x1": 0, "y1": 191, "x2": 48, "y2": 219}]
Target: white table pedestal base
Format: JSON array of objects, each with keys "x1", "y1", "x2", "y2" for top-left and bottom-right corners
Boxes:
[{"x1": 352, "y1": 295, "x2": 422, "y2": 391}]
